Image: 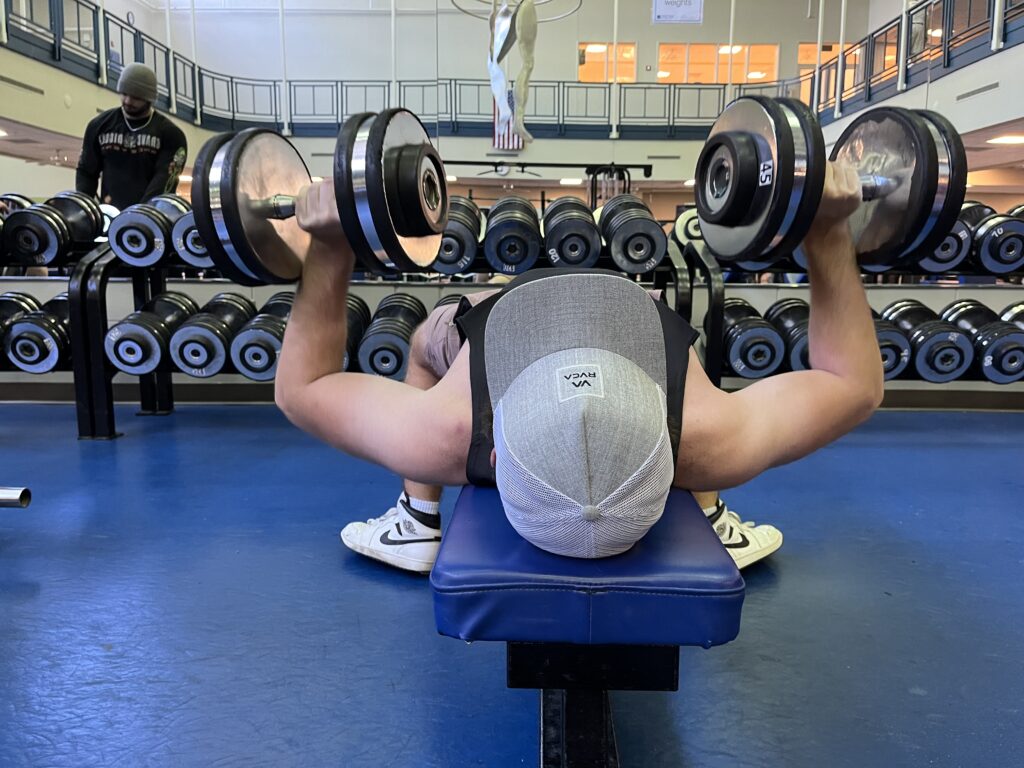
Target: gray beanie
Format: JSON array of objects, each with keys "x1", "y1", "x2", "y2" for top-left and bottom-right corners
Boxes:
[{"x1": 117, "y1": 63, "x2": 157, "y2": 103}]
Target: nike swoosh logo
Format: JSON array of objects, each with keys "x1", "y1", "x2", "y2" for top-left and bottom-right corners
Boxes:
[
  {"x1": 379, "y1": 531, "x2": 442, "y2": 546},
  {"x1": 723, "y1": 533, "x2": 750, "y2": 549}
]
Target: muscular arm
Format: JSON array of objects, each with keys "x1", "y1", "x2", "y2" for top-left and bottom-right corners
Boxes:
[
  {"x1": 75, "y1": 119, "x2": 102, "y2": 199},
  {"x1": 675, "y1": 168, "x2": 884, "y2": 491},
  {"x1": 274, "y1": 185, "x2": 470, "y2": 485},
  {"x1": 141, "y1": 128, "x2": 187, "y2": 200}
]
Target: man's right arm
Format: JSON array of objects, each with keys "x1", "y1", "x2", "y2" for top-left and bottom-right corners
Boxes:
[{"x1": 75, "y1": 118, "x2": 102, "y2": 198}]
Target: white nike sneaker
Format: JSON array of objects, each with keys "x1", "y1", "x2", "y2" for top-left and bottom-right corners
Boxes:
[
  {"x1": 707, "y1": 500, "x2": 782, "y2": 570},
  {"x1": 340, "y1": 494, "x2": 442, "y2": 574}
]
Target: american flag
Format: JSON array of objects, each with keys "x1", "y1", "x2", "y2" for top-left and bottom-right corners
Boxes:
[{"x1": 493, "y1": 89, "x2": 523, "y2": 151}]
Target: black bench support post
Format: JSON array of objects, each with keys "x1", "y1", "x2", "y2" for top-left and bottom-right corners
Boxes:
[{"x1": 507, "y1": 643, "x2": 680, "y2": 768}]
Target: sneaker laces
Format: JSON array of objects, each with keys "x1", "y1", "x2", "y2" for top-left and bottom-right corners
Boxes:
[
  {"x1": 362, "y1": 504, "x2": 401, "y2": 526},
  {"x1": 718, "y1": 500, "x2": 756, "y2": 529}
]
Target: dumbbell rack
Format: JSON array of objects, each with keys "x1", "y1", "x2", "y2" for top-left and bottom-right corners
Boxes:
[
  {"x1": 48, "y1": 240, "x2": 719, "y2": 440},
  {"x1": 68, "y1": 244, "x2": 176, "y2": 438}
]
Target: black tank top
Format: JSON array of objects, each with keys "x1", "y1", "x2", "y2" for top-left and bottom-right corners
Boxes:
[{"x1": 454, "y1": 268, "x2": 700, "y2": 487}]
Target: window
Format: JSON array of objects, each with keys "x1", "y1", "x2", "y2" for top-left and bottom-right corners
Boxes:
[
  {"x1": 656, "y1": 43, "x2": 778, "y2": 84},
  {"x1": 578, "y1": 43, "x2": 637, "y2": 83}
]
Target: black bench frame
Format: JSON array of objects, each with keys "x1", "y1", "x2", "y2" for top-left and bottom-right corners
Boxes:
[{"x1": 507, "y1": 642, "x2": 681, "y2": 768}]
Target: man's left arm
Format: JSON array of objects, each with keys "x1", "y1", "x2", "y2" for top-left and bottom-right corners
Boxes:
[{"x1": 140, "y1": 124, "x2": 187, "y2": 200}]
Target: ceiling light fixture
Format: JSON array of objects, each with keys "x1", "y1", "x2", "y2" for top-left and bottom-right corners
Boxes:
[
  {"x1": 559, "y1": 178, "x2": 583, "y2": 186},
  {"x1": 179, "y1": 174, "x2": 194, "y2": 183},
  {"x1": 683, "y1": 179, "x2": 696, "y2": 187},
  {"x1": 446, "y1": 174, "x2": 458, "y2": 182},
  {"x1": 657, "y1": 70, "x2": 671, "y2": 78},
  {"x1": 928, "y1": 28, "x2": 943, "y2": 38},
  {"x1": 585, "y1": 43, "x2": 607, "y2": 54},
  {"x1": 747, "y1": 71, "x2": 766, "y2": 80},
  {"x1": 719, "y1": 45, "x2": 743, "y2": 55},
  {"x1": 987, "y1": 135, "x2": 1024, "y2": 145},
  {"x1": 0, "y1": 129, "x2": 8, "y2": 139}
]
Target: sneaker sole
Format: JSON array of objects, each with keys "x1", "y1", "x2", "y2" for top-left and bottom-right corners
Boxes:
[
  {"x1": 340, "y1": 530, "x2": 435, "y2": 575},
  {"x1": 731, "y1": 532, "x2": 784, "y2": 570}
]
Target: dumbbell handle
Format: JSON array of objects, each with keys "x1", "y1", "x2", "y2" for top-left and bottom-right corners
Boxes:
[
  {"x1": 0, "y1": 487, "x2": 31, "y2": 508},
  {"x1": 250, "y1": 194, "x2": 297, "y2": 220},
  {"x1": 860, "y1": 174, "x2": 899, "y2": 202}
]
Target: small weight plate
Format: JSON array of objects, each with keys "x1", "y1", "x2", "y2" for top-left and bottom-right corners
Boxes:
[
  {"x1": 192, "y1": 132, "x2": 261, "y2": 286},
  {"x1": 99, "y1": 204, "x2": 121, "y2": 235},
  {"x1": 918, "y1": 218, "x2": 971, "y2": 273},
  {"x1": 215, "y1": 129, "x2": 311, "y2": 284},
  {"x1": 104, "y1": 317, "x2": 165, "y2": 375},
  {"x1": 170, "y1": 324, "x2": 229, "y2": 378},
  {"x1": 230, "y1": 319, "x2": 286, "y2": 381},
  {"x1": 960, "y1": 201, "x2": 996, "y2": 230},
  {"x1": 973, "y1": 214, "x2": 1024, "y2": 274},
  {"x1": 673, "y1": 208, "x2": 703, "y2": 246},
  {"x1": 171, "y1": 210, "x2": 214, "y2": 269},
  {"x1": 830, "y1": 107, "x2": 936, "y2": 268},
  {"x1": 108, "y1": 205, "x2": 172, "y2": 267},
  {"x1": 697, "y1": 96, "x2": 797, "y2": 262},
  {"x1": 1007, "y1": 204, "x2": 1024, "y2": 218},
  {"x1": 899, "y1": 110, "x2": 967, "y2": 261},
  {"x1": 339, "y1": 109, "x2": 444, "y2": 274}
]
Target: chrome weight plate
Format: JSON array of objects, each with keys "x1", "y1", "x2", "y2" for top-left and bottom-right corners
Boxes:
[
  {"x1": 830, "y1": 107, "x2": 936, "y2": 268},
  {"x1": 336, "y1": 109, "x2": 447, "y2": 274},
  {"x1": 214, "y1": 129, "x2": 312, "y2": 284},
  {"x1": 171, "y1": 210, "x2": 214, "y2": 269},
  {"x1": 695, "y1": 96, "x2": 806, "y2": 263}
]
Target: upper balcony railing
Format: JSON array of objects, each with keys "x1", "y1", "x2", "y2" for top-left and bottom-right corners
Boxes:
[{"x1": 3, "y1": 0, "x2": 1024, "y2": 138}]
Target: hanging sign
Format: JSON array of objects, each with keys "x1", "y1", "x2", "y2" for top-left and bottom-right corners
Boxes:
[{"x1": 652, "y1": 0, "x2": 704, "y2": 24}]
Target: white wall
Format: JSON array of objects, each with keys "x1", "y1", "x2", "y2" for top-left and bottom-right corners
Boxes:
[
  {"x1": 868, "y1": 0, "x2": 903, "y2": 33},
  {"x1": 144, "y1": 0, "x2": 872, "y2": 83},
  {"x1": 0, "y1": 156, "x2": 76, "y2": 198}
]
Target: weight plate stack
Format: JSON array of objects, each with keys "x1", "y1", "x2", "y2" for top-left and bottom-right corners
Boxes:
[
  {"x1": 484, "y1": 196, "x2": 542, "y2": 275},
  {"x1": 970, "y1": 214, "x2": 1024, "y2": 274},
  {"x1": 108, "y1": 194, "x2": 191, "y2": 268},
  {"x1": 881, "y1": 299, "x2": 974, "y2": 383},
  {"x1": 5, "y1": 293, "x2": 71, "y2": 373},
  {"x1": 171, "y1": 210, "x2": 215, "y2": 269},
  {"x1": 104, "y1": 292, "x2": 200, "y2": 375},
  {"x1": 170, "y1": 293, "x2": 258, "y2": 377},
  {"x1": 764, "y1": 297, "x2": 810, "y2": 371},
  {"x1": 433, "y1": 196, "x2": 482, "y2": 275},
  {"x1": 598, "y1": 194, "x2": 668, "y2": 274},
  {"x1": 715, "y1": 297, "x2": 785, "y2": 379},
  {"x1": 940, "y1": 299, "x2": 1024, "y2": 384},
  {"x1": 1, "y1": 202, "x2": 72, "y2": 266},
  {"x1": 230, "y1": 292, "x2": 295, "y2": 381},
  {"x1": 357, "y1": 293, "x2": 427, "y2": 379},
  {"x1": 543, "y1": 196, "x2": 602, "y2": 269}
]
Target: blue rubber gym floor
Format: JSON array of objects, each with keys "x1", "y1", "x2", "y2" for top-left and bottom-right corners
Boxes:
[{"x1": 1, "y1": 403, "x2": 1022, "y2": 767}]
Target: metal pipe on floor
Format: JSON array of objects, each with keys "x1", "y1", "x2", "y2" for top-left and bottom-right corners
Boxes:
[{"x1": 0, "y1": 487, "x2": 31, "y2": 508}]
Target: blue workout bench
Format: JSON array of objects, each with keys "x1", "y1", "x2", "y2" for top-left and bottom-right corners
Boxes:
[{"x1": 431, "y1": 486, "x2": 746, "y2": 767}]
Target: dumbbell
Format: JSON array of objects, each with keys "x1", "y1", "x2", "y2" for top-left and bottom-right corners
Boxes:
[
  {"x1": 871, "y1": 311, "x2": 912, "y2": 381},
  {"x1": 598, "y1": 194, "x2": 667, "y2": 274},
  {"x1": 5, "y1": 293, "x2": 71, "y2": 373},
  {"x1": 764, "y1": 298, "x2": 810, "y2": 371},
  {"x1": 880, "y1": 299, "x2": 973, "y2": 383},
  {"x1": 191, "y1": 109, "x2": 446, "y2": 285},
  {"x1": 433, "y1": 196, "x2": 482, "y2": 275},
  {"x1": 696, "y1": 98, "x2": 965, "y2": 271},
  {"x1": 483, "y1": 196, "x2": 542, "y2": 275},
  {"x1": 104, "y1": 292, "x2": 200, "y2": 375},
  {"x1": 169, "y1": 293, "x2": 257, "y2": 377},
  {"x1": 229, "y1": 292, "x2": 294, "y2": 381},
  {"x1": 108, "y1": 194, "x2": 192, "y2": 267},
  {"x1": 917, "y1": 201, "x2": 990, "y2": 273},
  {"x1": 433, "y1": 294, "x2": 463, "y2": 310},
  {"x1": 716, "y1": 298, "x2": 785, "y2": 379},
  {"x1": 0, "y1": 291, "x2": 41, "y2": 338},
  {"x1": 343, "y1": 294, "x2": 372, "y2": 372},
  {"x1": 1, "y1": 192, "x2": 104, "y2": 266},
  {"x1": 170, "y1": 210, "x2": 215, "y2": 269},
  {"x1": 357, "y1": 293, "x2": 427, "y2": 379},
  {"x1": 1002, "y1": 302, "x2": 1024, "y2": 331},
  {"x1": 0, "y1": 193, "x2": 33, "y2": 218},
  {"x1": 940, "y1": 299, "x2": 1024, "y2": 384},
  {"x1": 543, "y1": 196, "x2": 602, "y2": 269},
  {"x1": 968, "y1": 212, "x2": 1024, "y2": 275}
]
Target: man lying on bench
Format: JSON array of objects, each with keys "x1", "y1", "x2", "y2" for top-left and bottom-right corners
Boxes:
[{"x1": 274, "y1": 163, "x2": 882, "y2": 562}]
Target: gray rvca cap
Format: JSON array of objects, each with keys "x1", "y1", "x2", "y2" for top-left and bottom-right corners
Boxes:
[{"x1": 485, "y1": 272, "x2": 674, "y2": 558}]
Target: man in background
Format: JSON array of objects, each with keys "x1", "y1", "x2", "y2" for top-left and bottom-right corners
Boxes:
[{"x1": 76, "y1": 63, "x2": 187, "y2": 210}]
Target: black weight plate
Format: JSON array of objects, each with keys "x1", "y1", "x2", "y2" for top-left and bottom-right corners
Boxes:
[
  {"x1": 216, "y1": 129, "x2": 310, "y2": 285},
  {"x1": 900, "y1": 110, "x2": 968, "y2": 261},
  {"x1": 960, "y1": 201, "x2": 996, "y2": 230},
  {"x1": 830, "y1": 107, "x2": 936, "y2": 268},
  {"x1": 191, "y1": 132, "x2": 261, "y2": 286},
  {"x1": 334, "y1": 112, "x2": 384, "y2": 275},
  {"x1": 757, "y1": 97, "x2": 827, "y2": 265},
  {"x1": 698, "y1": 96, "x2": 796, "y2": 262},
  {"x1": 171, "y1": 210, "x2": 214, "y2": 269},
  {"x1": 918, "y1": 218, "x2": 971, "y2": 273},
  {"x1": 973, "y1": 214, "x2": 1024, "y2": 274},
  {"x1": 362, "y1": 108, "x2": 446, "y2": 272},
  {"x1": 1008, "y1": 204, "x2": 1024, "y2": 218}
]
